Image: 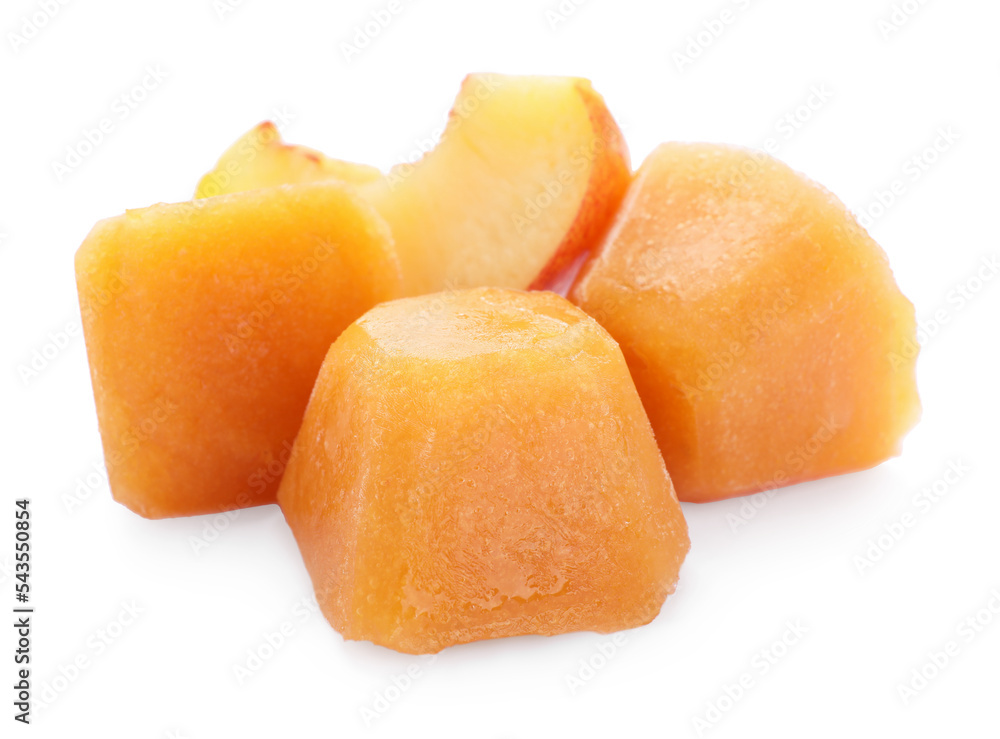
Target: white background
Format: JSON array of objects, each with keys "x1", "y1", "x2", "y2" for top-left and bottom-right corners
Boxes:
[{"x1": 2, "y1": 0, "x2": 998, "y2": 737}]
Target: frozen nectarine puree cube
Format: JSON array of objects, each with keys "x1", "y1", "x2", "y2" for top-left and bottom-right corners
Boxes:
[
  {"x1": 277, "y1": 288, "x2": 689, "y2": 654},
  {"x1": 570, "y1": 143, "x2": 921, "y2": 503},
  {"x1": 76, "y1": 183, "x2": 402, "y2": 518}
]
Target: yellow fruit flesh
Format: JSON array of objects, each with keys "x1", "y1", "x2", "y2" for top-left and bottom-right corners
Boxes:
[
  {"x1": 194, "y1": 122, "x2": 381, "y2": 199},
  {"x1": 359, "y1": 74, "x2": 631, "y2": 295}
]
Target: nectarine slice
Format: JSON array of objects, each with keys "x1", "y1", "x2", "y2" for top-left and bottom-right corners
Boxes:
[
  {"x1": 194, "y1": 122, "x2": 382, "y2": 199},
  {"x1": 76, "y1": 183, "x2": 402, "y2": 518},
  {"x1": 277, "y1": 287, "x2": 689, "y2": 653},
  {"x1": 358, "y1": 74, "x2": 631, "y2": 295},
  {"x1": 570, "y1": 143, "x2": 921, "y2": 503}
]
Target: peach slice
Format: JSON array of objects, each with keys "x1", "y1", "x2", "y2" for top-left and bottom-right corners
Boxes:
[
  {"x1": 570, "y1": 143, "x2": 921, "y2": 503},
  {"x1": 358, "y1": 74, "x2": 632, "y2": 295},
  {"x1": 277, "y1": 287, "x2": 689, "y2": 654},
  {"x1": 194, "y1": 122, "x2": 382, "y2": 199},
  {"x1": 76, "y1": 183, "x2": 402, "y2": 518}
]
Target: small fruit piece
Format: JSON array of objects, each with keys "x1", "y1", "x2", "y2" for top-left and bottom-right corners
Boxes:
[
  {"x1": 194, "y1": 122, "x2": 382, "y2": 199},
  {"x1": 359, "y1": 74, "x2": 631, "y2": 295},
  {"x1": 278, "y1": 287, "x2": 689, "y2": 654},
  {"x1": 570, "y1": 143, "x2": 921, "y2": 503},
  {"x1": 76, "y1": 183, "x2": 402, "y2": 518}
]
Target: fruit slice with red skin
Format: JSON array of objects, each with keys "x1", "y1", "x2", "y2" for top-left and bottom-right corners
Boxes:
[
  {"x1": 570, "y1": 143, "x2": 921, "y2": 503},
  {"x1": 277, "y1": 287, "x2": 689, "y2": 654},
  {"x1": 194, "y1": 122, "x2": 382, "y2": 199},
  {"x1": 76, "y1": 182, "x2": 402, "y2": 518},
  {"x1": 358, "y1": 74, "x2": 632, "y2": 296}
]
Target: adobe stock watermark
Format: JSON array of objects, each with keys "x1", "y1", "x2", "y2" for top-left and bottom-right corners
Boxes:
[
  {"x1": 61, "y1": 459, "x2": 109, "y2": 515},
  {"x1": 221, "y1": 238, "x2": 340, "y2": 351},
  {"x1": 888, "y1": 254, "x2": 998, "y2": 370},
  {"x1": 18, "y1": 268, "x2": 128, "y2": 385},
  {"x1": 360, "y1": 655, "x2": 437, "y2": 727},
  {"x1": 384, "y1": 75, "x2": 505, "y2": 192},
  {"x1": 771, "y1": 84, "x2": 834, "y2": 144},
  {"x1": 709, "y1": 84, "x2": 835, "y2": 198},
  {"x1": 511, "y1": 122, "x2": 624, "y2": 236},
  {"x1": 52, "y1": 65, "x2": 169, "y2": 182},
  {"x1": 896, "y1": 587, "x2": 1000, "y2": 705},
  {"x1": 401, "y1": 280, "x2": 463, "y2": 333},
  {"x1": 213, "y1": 0, "x2": 249, "y2": 21},
  {"x1": 678, "y1": 288, "x2": 797, "y2": 401},
  {"x1": 388, "y1": 130, "x2": 440, "y2": 179},
  {"x1": 693, "y1": 620, "x2": 809, "y2": 735},
  {"x1": 727, "y1": 415, "x2": 844, "y2": 532},
  {"x1": 672, "y1": 0, "x2": 754, "y2": 72},
  {"x1": 16, "y1": 319, "x2": 80, "y2": 385},
  {"x1": 855, "y1": 126, "x2": 961, "y2": 230},
  {"x1": 108, "y1": 396, "x2": 179, "y2": 466},
  {"x1": 0, "y1": 555, "x2": 15, "y2": 586},
  {"x1": 33, "y1": 600, "x2": 144, "y2": 712},
  {"x1": 853, "y1": 459, "x2": 970, "y2": 574},
  {"x1": 565, "y1": 633, "x2": 627, "y2": 695},
  {"x1": 395, "y1": 399, "x2": 508, "y2": 511},
  {"x1": 340, "y1": 0, "x2": 412, "y2": 64},
  {"x1": 187, "y1": 440, "x2": 294, "y2": 555},
  {"x1": 878, "y1": 0, "x2": 932, "y2": 40},
  {"x1": 60, "y1": 397, "x2": 177, "y2": 513},
  {"x1": 376, "y1": 84, "x2": 491, "y2": 191},
  {"x1": 7, "y1": 0, "x2": 72, "y2": 54},
  {"x1": 232, "y1": 594, "x2": 320, "y2": 685},
  {"x1": 545, "y1": 0, "x2": 590, "y2": 31}
]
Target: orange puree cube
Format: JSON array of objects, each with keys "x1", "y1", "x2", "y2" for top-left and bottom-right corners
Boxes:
[
  {"x1": 277, "y1": 287, "x2": 689, "y2": 654},
  {"x1": 570, "y1": 143, "x2": 921, "y2": 503},
  {"x1": 76, "y1": 183, "x2": 402, "y2": 518}
]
